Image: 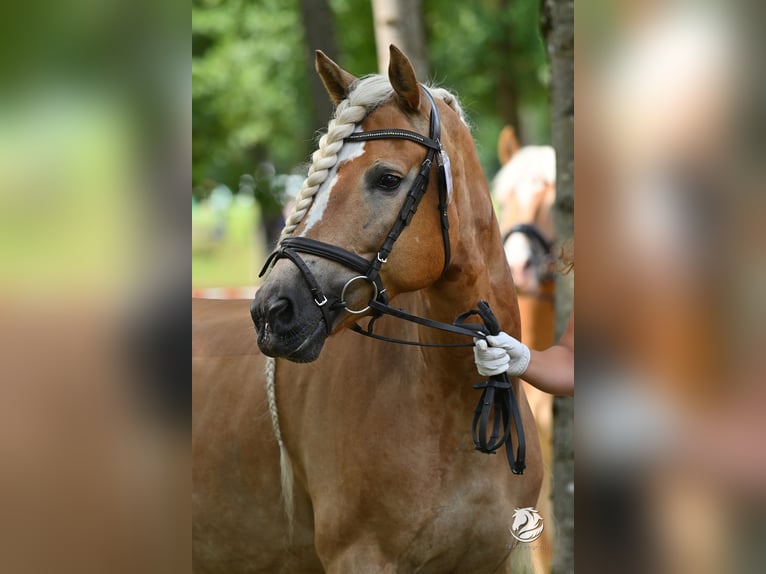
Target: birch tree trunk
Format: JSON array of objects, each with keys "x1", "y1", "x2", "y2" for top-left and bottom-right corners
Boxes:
[
  {"x1": 494, "y1": 0, "x2": 523, "y2": 139},
  {"x1": 541, "y1": 0, "x2": 574, "y2": 573},
  {"x1": 371, "y1": 0, "x2": 428, "y2": 79}
]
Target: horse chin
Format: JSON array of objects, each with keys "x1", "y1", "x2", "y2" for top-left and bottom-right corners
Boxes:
[
  {"x1": 256, "y1": 319, "x2": 327, "y2": 363},
  {"x1": 284, "y1": 321, "x2": 327, "y2": 363}
]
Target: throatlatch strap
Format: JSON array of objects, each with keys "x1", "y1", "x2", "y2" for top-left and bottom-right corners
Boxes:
[{"x1": 436, "y1": 152, "x2": 451, "y2": 275}]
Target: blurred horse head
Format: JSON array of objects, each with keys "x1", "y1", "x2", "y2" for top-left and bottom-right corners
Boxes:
[{"x1": 493, "y1": 126, "x2": 556, "y2": 295}]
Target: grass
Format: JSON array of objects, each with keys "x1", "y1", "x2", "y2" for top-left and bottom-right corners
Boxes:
[{"x1": 192, "y1": 198, "x2": 268, "y2": 289}]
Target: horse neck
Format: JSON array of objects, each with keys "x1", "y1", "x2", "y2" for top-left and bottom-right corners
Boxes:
[
  {"x1": 429, "y1": 250, "x2": 519, "y2": 337},
  {"x1": 403, "y1": 115, "x2": 521, "y2": 366},
  {"x1": 387, "y1": 245, "x2": 517, "y2": 418},
  {"x1": 414, "y1": 196, "x2": 521, "y2": 351}
]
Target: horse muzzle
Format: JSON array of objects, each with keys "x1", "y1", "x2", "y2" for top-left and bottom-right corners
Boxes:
[{"x1": 250, "y1": 281, "x2": 328, "y2": 363}]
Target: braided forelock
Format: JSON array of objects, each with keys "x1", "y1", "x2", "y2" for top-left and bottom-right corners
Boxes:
[
  {"x1": 277, "y1": 78, "x2": 466, "y2": 244},
  {"x1": 278, "y1": 76, "x2": 393, "y2": 243}
]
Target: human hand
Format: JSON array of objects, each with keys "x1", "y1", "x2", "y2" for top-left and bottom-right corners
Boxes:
[{"x1": 473, "y1": 331, "x2": 530, "y2": 377}]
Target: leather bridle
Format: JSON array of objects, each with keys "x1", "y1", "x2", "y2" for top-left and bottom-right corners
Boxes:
[
  {"x1": 502, "y1": 223, "x2": 553, "y2": 255},
  {"x1": 259, "y1": 87, "x2": 451, "y2": 334},
  {"x1": 259, "y1": 86, "x2": 526, "y2": 475}
]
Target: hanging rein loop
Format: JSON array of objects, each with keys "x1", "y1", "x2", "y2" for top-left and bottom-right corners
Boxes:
[
  {"x1": 459, "y1": 302, "x2": 526, "y2": 475},
  {"x1": 259, "y1": 86, "x2": 525, "y2": 474}
]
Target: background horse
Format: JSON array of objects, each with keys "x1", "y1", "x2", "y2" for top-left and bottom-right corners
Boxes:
[
  {"x1": 492, "y1": 125, "x2": 557, "y2": 574},
  {"x1": 193, "y1": 47, "x2": 541, "y2": 573}
]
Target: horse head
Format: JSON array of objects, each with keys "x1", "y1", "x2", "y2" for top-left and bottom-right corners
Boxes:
[
  {"x1": 251, "y1": 46, "x2": 483, "y2": 362},
  {"x1": 493, "y1": 127, "x2": 557, "y2": 294}
]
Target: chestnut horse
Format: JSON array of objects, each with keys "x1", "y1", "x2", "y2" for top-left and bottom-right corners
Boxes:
[
  {"x1": 492, "y1": 126, "x2": 556, "y2": 573},
  {"x1": 193, "y1": 47, "x2": 541, "y2": 573}
]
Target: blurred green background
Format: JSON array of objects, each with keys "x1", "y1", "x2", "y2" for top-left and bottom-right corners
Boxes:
[{"x1": 192, "y1": 0, "x2": 549, "y2": 289}]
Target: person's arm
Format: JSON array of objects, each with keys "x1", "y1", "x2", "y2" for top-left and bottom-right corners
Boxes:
[
  {"x1": 473, "y1": 309, "x2": 574, "y2": 396},
  {"x1": 521, "y1": 310, "x2": 574, "y2": 396}
]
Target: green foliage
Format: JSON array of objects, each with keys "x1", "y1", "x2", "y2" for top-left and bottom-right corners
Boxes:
[
  {"x1": 192, "y1": 0, "x2": 549, "y2": 195},
  {"x1": 328, "y1": 0, "x2": 377, "y2": 74},
  {"x1": 192, "y1": 196, "x2": 265, "y2": 288},
  {"x1": 425, "y1": 0, "x2": 550, "y2": 176},
  {"x1": 192, "y1": 0, "x2": 312, "y2": 198}
]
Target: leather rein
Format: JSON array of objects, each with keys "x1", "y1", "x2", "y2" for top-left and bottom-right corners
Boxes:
[{"x1": 259, "y1": 86, "x2": 526, "y2": 474}]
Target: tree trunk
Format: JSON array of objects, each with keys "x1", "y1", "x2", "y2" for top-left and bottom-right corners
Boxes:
[
  {"x1": 494, "y1": 0, "x2": 523, "y2": 140},
  {"x1": 299, "y1": 0, "x2": 339, "y2": 131},
  {"x1": 541, "y1": 0, "x2": 574, "y2": 573},
  {"x1": 371, "y1": 0, "x2": 428, "y2": 79}
]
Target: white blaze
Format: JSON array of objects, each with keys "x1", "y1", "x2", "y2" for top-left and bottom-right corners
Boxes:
[{"x1": 300, "y1": 134, "x2": 366, "y2": 236}]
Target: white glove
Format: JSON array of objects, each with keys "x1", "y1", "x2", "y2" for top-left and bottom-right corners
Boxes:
[{"x1": 473, "y1": 331, "x2": 531, "y2": 377}]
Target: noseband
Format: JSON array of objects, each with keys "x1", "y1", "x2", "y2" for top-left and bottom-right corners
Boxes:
[
  {"x1": 259, "y1": 86, "x2": 526, "y2": 475},
  {"x1": 259, "y1": 87, "x2": 452, "y2": 334},
  {"x1": 503, "y1": 223, "x2": 557, "y2": 294},
  {"x1": 502, "y1": 223, "x2": 553, "y2": 255}
]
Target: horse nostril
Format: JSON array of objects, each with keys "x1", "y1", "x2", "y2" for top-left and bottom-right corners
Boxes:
[
  {"x1": 250, "y1": 297, "x2": 294, "y2": 332},
  {"x1": 266, "y1": 297, "x2": 295, "y2": 331},
  {"x1": 250, "y1": 298, "x2": 260, "y2": 324}
]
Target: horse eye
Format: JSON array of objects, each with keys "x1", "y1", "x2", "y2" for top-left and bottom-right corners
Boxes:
[{"x1": 375, "y1": 174, "x2": 402, "y2": 190}]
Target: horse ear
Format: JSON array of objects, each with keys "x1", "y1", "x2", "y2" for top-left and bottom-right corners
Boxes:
[
  {"x1": 388, "y1": 45, "x2": 421, "y2": 112},
  {"x1": 497, "y1": 125, "x2": 521, "y2": 165},
  {"x1": 315, "y1": 50, "x2": 358, "y2": 106}
]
